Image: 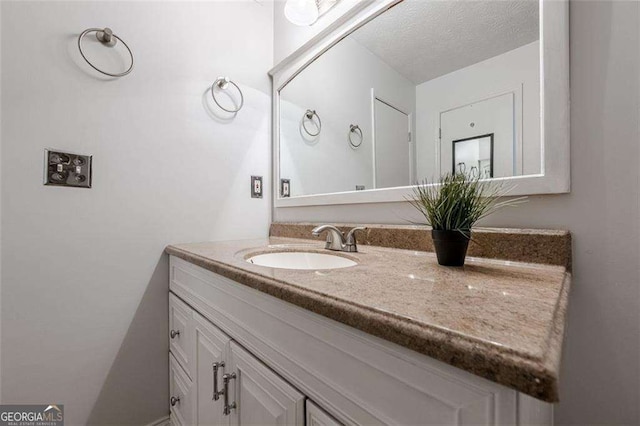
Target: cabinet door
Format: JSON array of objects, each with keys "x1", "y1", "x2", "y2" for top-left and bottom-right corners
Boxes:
[
  {"x1": 170, "y1": 353, "x2": 195, "y2": 426},
  {"x1": 306, "y1": 401, "x2": 342, "y2": 426},
  {"x1": 170, "y1": 293, "x2": 193, "y2": 378},
  {"x1": 227, "y1": 341, "x2": 304, "y2": 426},
  {"x1": 193, "y1": 312, "x2": 232, "y2": 426}
]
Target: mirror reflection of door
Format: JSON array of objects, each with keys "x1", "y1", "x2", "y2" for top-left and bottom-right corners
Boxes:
[
  {"x1": 440, "y1": 92, "x2": 516, "y2": 178},
  {"x1": 374, "y1": 99, "x2": 411, "y2": 188},
  {"x1": 452, "y1": 134, "x2": 494, "y2": 179}
]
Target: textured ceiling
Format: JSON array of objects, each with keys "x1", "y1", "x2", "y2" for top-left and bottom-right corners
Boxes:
[{"x1": 350, "y1": 0, "x2": 539, "y2": 84}]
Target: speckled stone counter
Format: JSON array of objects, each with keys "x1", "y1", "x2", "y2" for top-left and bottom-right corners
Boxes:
[{"x1": 166, "y1": 237, "x2": 570, "y2": 403}]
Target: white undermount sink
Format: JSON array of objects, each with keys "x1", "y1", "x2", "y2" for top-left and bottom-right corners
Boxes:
[{"x1": 246, "y1": 251, "x2": 357, "y2": 270}]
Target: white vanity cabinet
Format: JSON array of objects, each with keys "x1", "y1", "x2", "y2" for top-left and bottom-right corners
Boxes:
[
  {"x1": 169, "y1": 294, "x2": 305, "y2": 426},
  {"x1": 169, "y1": 255, "x2": 553, "y2": 426}
]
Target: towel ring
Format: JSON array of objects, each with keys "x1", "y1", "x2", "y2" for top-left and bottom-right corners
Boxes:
[
  {"x1": 348, "y1": 124, "x2": 363, "y2": 149},
  {"x1": 78, "y1": 27, "x2": 134, "y2": 77},
  {"x1": 211, "y1": 77, "x2": 244, "y2": 113},
  {"x1": 302, "y1": 110, "x2": 321, "y2": 137}
]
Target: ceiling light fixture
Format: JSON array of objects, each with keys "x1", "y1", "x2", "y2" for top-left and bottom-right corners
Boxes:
[
  {"x1": 284, "y1": 0, "x2": 320, "y2": 26},
  {"x1": 284, "y1": 0, "x2": 339, "y2": 27}
]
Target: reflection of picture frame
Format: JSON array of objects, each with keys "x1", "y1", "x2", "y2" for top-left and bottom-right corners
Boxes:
[{"x1": 452, "y1": 133, "x2": 494, "y2": 179}]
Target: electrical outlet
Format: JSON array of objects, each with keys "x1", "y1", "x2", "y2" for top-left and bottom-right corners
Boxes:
[
  {"x1": 356, "y1": 185, "x2": 365, "y2": 191},
  {"x1": 251, "y1": 176, "x2": 263, "y2": 198},
  {"x1": 280, "y1": 179, "x2": 290, "y2": 198},
  {"x1": 44, "y1": 149, "x2": 92, "y2": 188}
]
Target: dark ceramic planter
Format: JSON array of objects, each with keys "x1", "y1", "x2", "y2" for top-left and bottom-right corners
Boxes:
[{"x1": 431, "y1": 230, "x2": 471, "y2": 266}]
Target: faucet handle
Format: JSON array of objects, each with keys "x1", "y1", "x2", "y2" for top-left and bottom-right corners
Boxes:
[
  {"x1": 345, "y1": 227, "x2": 367, "y2": 252},
  {"x1": 311, "y1": 224, "x2": 346, "y2": 251}
]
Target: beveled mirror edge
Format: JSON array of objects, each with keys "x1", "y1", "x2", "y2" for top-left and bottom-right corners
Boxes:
[{"x1": 270, "y1": 0, "x2": 569, "y2": 208}]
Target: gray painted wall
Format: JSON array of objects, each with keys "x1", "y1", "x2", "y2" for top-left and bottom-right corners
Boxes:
[
  {"x1": 1, "y1": 1, "x2": 273, "y2": 424},
  {"x1": 274, "y1": 1, "x2": 640, "y2": 424}
]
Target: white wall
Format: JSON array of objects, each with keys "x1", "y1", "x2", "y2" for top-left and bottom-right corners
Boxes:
[
  {"x1": 273, "y1": 1, "x2": 640, "y2": 424},
  {"x1": 1, "y1": 1, "x2": 273, "y2": 424},
  {"x1": 280, "y1": 36, "x2": 414, "y2": 196},
  {"x1": 416, "y1": 41, "x2": 540, "y2": 178}
]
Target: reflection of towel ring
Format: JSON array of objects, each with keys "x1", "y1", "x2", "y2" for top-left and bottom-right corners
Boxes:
[
  {"x1": 348, "y1": 124, "x2": 363, "y2": 149},
  {"x1": 78, "y1": 27, "x2": 134, "y2": 77},
  {"x1": 302, "y1": 110, "x2": 321, "y2": 137},
  {"x1": 211, "y1": 77, "x2": 244, "y2": 113}
]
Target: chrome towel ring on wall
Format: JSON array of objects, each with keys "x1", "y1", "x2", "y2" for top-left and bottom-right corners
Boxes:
[
  {"x1": 349, "y1": 124, "x2": 363, "y2": 149},
  {"x1": 302, "y1": 110, "x2": 321, "y2": 137},
  {"x1": 78, "y1": 27, "x2": 134, "y2": 77},
  {"x1": 211, "y1": 77, "x2": 244, "y2": 113}
]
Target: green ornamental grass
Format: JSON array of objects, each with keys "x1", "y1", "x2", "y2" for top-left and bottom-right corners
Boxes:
[{"x1": 408, "y1": 173, "x2": 526, "y2": 236}]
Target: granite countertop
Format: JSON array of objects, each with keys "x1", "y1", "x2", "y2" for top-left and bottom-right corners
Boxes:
[{"x1": 166, "y1": 237, "x2": 570, "y2": 403}]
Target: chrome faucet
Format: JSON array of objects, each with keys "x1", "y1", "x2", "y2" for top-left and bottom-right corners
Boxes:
[{"x1": 311, "y1": 225, "x2": 367, "y2": 252}]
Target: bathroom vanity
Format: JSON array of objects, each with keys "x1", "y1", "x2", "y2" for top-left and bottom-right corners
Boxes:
[
  {"x1": 165, "y1": 0, "x2": 572, "y2": 422},
  {"x1": 165, "y1": 227, "x2": 570, "y2": 426}
]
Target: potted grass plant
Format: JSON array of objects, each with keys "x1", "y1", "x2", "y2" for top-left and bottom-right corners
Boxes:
[{"x1": 408, "y1": 173, "x2": 525, "y2": 266}]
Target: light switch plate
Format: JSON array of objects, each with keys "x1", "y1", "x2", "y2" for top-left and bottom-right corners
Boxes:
[
  {"x1": 44, "y1": 149, "x2": 92, "y2": 188},
  {"x1": 251, "y1": 176, "x2": 263, "y2": 198},
  {"x1": 280, "y1": 179, "x2": 290, "y2": 198}
]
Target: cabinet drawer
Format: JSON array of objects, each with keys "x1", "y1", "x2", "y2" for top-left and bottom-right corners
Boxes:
[
  {"x1": 170, "y1": 353, "x2": 195, "y2": 426},
  {"x1": 170, "y1": 293, "x2": 193, "y2": 378}
]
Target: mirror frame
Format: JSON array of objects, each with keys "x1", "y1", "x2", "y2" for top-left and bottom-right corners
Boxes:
[{"x1": 269, "y1": 0, "x2": 569, "y2": 207}]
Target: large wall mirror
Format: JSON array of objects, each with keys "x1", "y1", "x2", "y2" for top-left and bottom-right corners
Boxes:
[{"x1": 271, "y1": 0, "x2": 569, "y2": 206}]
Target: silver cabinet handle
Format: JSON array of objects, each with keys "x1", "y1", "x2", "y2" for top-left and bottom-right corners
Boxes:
[
  {"x1": 222, "y1": 373, "x2": 237, "y2": 415},
  {"x1": 212, "y1": 361, "x2": 225, "y2": 401},
  {"x1": 170, "y1": 330, "x2": 180, "y2": 339},
  {"x1": 170, "y1": 396, "x2": 180, "y2": 407}
]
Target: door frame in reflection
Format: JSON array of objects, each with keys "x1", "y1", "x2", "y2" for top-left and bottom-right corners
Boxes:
[
  {"x1": 437, "y1": 87, "x2": 521, "y2": 178},
  {"x1": 371, "y1": 89, "x2": 414, "y2": 189},
  {"x1": 452, "y1": 133, "x2": 494, "y2": 179}
]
